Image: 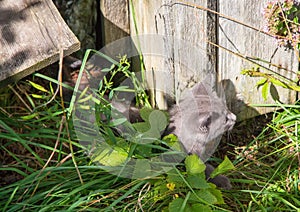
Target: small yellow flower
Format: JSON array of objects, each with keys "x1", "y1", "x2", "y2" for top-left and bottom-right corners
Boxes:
[{"x1": 166, "y1": 182, "x2": 176, "y2": 191}]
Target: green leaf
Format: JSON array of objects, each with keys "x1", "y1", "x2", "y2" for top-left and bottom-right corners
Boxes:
[
  {"x1": 139, "y1": 107, "x2": 154, "y2": 121},
  {"x1": 190, "y1": 204, "x2": 212, "y2": 212},
  {"x1": 169, "y1": 198, "x2": 185, "y2": 212},
  {"x1": 112, "y1": 86, "x2": 131, "y2": 91},
  {"x1": 293, "y1": 16, "x2": 298, "y2": 23},
  {"x1": 31, "y1": 94, "x2": 44, "y2": 99},
  {"x1": 186, "y1": 175, "x2": 210, "y2": 189},
  {"x1": 210, "y1": 156, "x2": 235, "y2": 178},
  {"x1": 190, "y1": 189, "x2": 217, "y2": 204},
  {"x1": 136, "y1": 144, "x2": 152, "y2": 157},
  {"x1": 185, "y1": 154, "x2": 206, "y2": 175},
  {"x1": 261, "y1": 81, "x2": 269, "y2": 101},
  {"x1": 27, "y1": 80, "x2": 48, "y2": 93},
  {"x1": 148, "y1": 110, "x2": 168, "y2": 132},
  {"x1": 108, "y1": 118, "x2": 128, "y2": 127},
  {"x1": 163, "y1": 134, "x2": 184, "y2": 152},
  {"x1": 207, "y1": 187, "x2": 225, "y2": 204},
  {"x1": 269, "y1": 77, "x2": 288, "y2": 88},
  {"x1": 256, "y1": 78, "x2": 267, "y2": 89},
  {"x1": 288, "y1": 85, "x2": 300, "y2": 91},
  {"x1": 270, "y1": 83, "x2": 280, "y2": 102},
  {"x1": 109, "y1": 90, "x2": 114, "y2": 99},
  {"x1": 101, "y1": 68, "x2": 112, "y2": 72},
  {"x1": 132, "y1": 159, "x2": 152, "y2": 179},
  {"x1": 167, "y1": 169, "x2": 185, "y2": 186},
  {"x1": 91, "y1": 146, "x2": 128, "y2": 166},
  {"x1": 132, "y1": 122, "x2": 150, "y2": 133},
  {"x1": 21, "y1": 113, "x2": 39, "y2": 120}
]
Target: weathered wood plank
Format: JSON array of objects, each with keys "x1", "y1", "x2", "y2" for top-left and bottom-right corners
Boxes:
[
  {"x1": 130, "y1": 0, "x2": 298, "y2": 120},
  {"x1": 100, "y1": 0, "x2": 130, "y2": 45},
  {"x1": 219, "y1": 0, "x2": 298, "y2": 120},
  {"x1": 0, "y1": 0, "x2": 80, "y2": 87},
  {"x1": 130, "y1": 0, "x2": 211, "y2": 109}
]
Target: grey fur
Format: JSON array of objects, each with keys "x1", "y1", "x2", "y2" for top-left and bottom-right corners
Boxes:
[
  {"x1": 166, "y1": 81, "x2": 236, "y2": 189},
  {"x1": 167, "y1": 82, "x2": 236, "y2": 162},
  {"x1": 113, "y1": 81, "x2": 236, "y2": 189}
]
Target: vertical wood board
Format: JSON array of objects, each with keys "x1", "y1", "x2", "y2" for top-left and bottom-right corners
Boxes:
[
  {"x1": 130, "y1": 0, "x2": 212, "y2": 109},
  {"x1": 100, "y1": 0, "x2": 130, "y2": 45},
  {"x1": 219, "y1": 0, "x2": 298, "y2": 120}
]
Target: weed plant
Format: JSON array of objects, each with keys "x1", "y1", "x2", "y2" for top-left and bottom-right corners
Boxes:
[{"x1": 0, "y1": 51, "x2": 233, "y2": 211}]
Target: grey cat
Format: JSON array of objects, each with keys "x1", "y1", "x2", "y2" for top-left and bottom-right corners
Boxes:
[
  {"x1": 165, "y1": 81, "x2": 236, "y2": 189},
  {"x1": 63, "y1": 57, "x2": 236, "y2": 188}
]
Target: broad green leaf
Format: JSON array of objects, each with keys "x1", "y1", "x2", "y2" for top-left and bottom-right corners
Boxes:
[
  {"x1": 139, "y1": 107, "x2": 154, "y2": 121},
  {"x1": 270, "y1": 83, "x2": 280, "y2": 102},
  {"x1": 132, "y1": 122, "x2": 150, "y2": 133},
  {"x1": 92, "y1": 146, "x2": 128, "y2": 166},
  {"x1": 190, "y1": 204, "x2": 212, "y2": 212},
  {"x1": 186, "y1": 175, "x2": 210, "y2": 189},
  {"x1": 210, "y1": 156, "x2": 235, "y2": 178},
  {"x1": 136, "y1": 144, "x2": 152, "y2": 157},
  {"x1": 190, "y1": 189, "x2": 217, "y2": 204},
  {"x1": 261, "y1": 81, "x2": 269, "y2": 101},
  {"x1": 169, "y1": 198, "x2": 185, "y2": 212},
  {"x1": 163, "y1": 134, "x2": 184, "y2": 152},
  {"x1": 148, "y1": 110, "x2": 168, "y2": 132},
  {"x1": 132, "y1": 159, "x2": 151, "y2": 179},
  {"x1": 207, "y1": 187, "x2": 225, "y2": 204},
  {"x1": 185, "y1": 154, "x2": 206, "y2": 175},
  {"x1": 167, "y1": 169, "x2": 185, "y2": 185},
  {"x1": 27, "y1": 80, "x2": 48, "y2": 93}
]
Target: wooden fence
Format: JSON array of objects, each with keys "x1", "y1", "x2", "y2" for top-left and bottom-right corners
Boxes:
[
  {"x1": 1, "y1": 0, "x2": 297, "y2": 120},
  {"x1": 101, "y1": 0, "x2": 298, "y2": 120}
]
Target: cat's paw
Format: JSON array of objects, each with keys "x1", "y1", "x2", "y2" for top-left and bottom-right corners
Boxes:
[
  {"x1": 207, "y1": 174, "x2": 232, "y2": 190},
  {"x1": 205, "y1": 163, "x2": 232, "y2": 190}
]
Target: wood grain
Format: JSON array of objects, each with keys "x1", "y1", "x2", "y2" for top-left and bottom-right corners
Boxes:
[
  {"x1": 129, "y1": 0, "x2": 298, "y2": 120},
  {"x1": 0, "y1": 0, "x2": 80, "y2": 87},
  {"x1": 219, "y1": 0, "x2": 297, "y2": 120}
]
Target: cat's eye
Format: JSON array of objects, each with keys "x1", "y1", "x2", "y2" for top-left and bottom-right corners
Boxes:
[
  {"x1": 225, "y1": 115, "x2": 229, "y2": 123},
  {"x1": 204, "y1": 115, "x2": 211, "y2": 126}
]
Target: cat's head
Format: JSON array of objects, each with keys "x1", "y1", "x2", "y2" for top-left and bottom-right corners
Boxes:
[{"x1": 168, "y1": 78, "x2": 236, "y2": 161}]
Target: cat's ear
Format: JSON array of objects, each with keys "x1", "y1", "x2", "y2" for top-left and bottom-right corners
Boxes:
[
  {"x1": 199, "y1": 73, "x2": 226, "y2": 102},
  {"x1": 202, "y1": 73, "x2": 216, "y2": 91},
  {"x1": 191, "y1": 73, "x2": 216, "y2": 96}
]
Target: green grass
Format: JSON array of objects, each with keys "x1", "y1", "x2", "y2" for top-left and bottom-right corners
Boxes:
[
  {"x1": 223, "y1": 104, "x2": 300, "y2": 211},
  {"x1": 1, "y1": 53, "x2": 300, "y2": 211}
]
